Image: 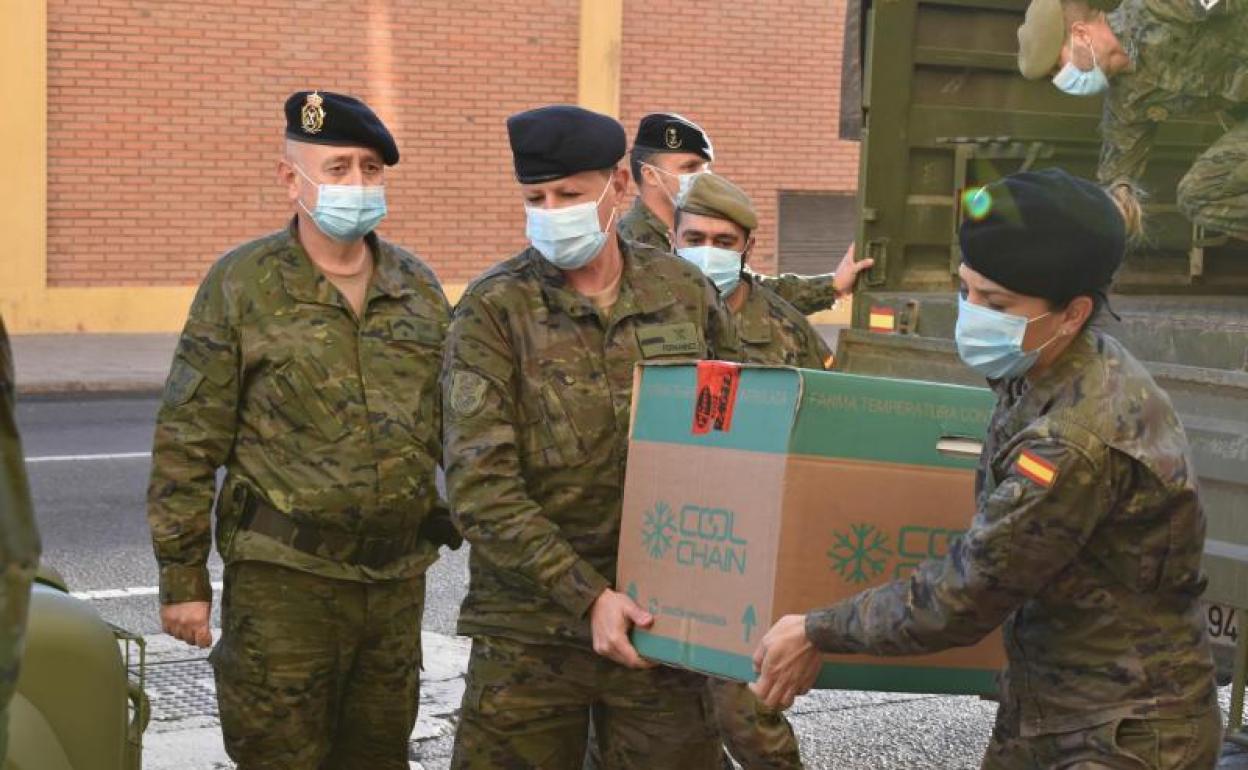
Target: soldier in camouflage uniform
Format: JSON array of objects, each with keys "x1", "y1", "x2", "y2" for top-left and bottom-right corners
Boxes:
[
  {"x1": 621, "y1": 113, "x2": 849, "y2": 314},
  {"x1": 147, "y1": 91, "x2": 458, "y2": 770},
  {"x1": 443, "y1": 105, "x2": 734, "y2": 769},
  {"x1": 667, "y1": 174, "x2": 836, "y2": 769},
  {"x1": 751, "y1": 169, "x2": 1220, "y2": 768},
  {"x1": 1018, "y1": 0, "x2": 1248, "y2": 239},
  {"x1": 0, "y1": 315, "x2": 40, "y2": 762}
]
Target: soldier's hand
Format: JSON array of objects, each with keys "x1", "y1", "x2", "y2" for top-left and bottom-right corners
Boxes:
[
  {"x1": 832, "y1": 243, "x2": 875, "y2": 298},
  {"x1": 589, "y1": 588, "x2": 657, "y2": 670},
  {"x1": 161, "y1": 601, "x2": 213, "y2": 648},
  {"x1": 750, "y1": 614, "x2": 821, "y2": 710}
]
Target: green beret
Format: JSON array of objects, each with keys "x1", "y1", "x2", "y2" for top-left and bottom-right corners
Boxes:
[
  {"x1": 678, "y1": 174, "x2": 758, "y2": 232},
  {"x1": 1017, "y1": 0, "x2": 1065, "y2": 80}
]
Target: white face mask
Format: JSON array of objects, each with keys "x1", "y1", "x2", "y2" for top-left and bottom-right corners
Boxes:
[
  {"x1": 643, "y1": 163, "x2": 708, "y2": 207},
  {"x1": 524, "y1": 181, "x2": 616, "y2": 270},
  {"x1": 677, "y1": 245, "x2": 743, "y2": 295}
]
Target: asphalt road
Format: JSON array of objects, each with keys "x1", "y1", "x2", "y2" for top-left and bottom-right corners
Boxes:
[
  {"x1": 17, "y1": 394, "x2": 470, "y2": 638},
  {"x1": 16, "y1": 394, "x2": 1245, "y2": 769}
]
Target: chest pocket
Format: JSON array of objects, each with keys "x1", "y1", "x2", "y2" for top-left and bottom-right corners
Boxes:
[
  {"x1": 256, "y1": 358, "x2": 349, "y2": 442},
  {"x1": 636, "y1": 322, "x2": 704, "y2": 360}
]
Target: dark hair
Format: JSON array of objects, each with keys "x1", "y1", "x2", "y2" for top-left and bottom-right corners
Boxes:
[{"x1": 630, "y1": 146, "x2": 658, "y2": 188}]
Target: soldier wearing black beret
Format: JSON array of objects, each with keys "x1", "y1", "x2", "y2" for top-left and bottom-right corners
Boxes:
[
  {"x1": 752, "y1": 168, "x2": 1220, "y2": 769},
  {"x1": 620, "y1": 112, "x2": 862, "y2": 318},
  {"x1": 442, "y1": 103, "x2": 736, "y2": 768},
  {"x1": 149, "y1": 89, "x2": 456, "y2": 768}
]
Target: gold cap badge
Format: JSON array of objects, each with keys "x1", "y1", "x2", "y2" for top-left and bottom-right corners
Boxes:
[
  {"x1": 664, "y1": 125, "x2": 682, "y2": 150},
  {"x1": 301, "y1": 91, "x2": 326, "y2": 135}
]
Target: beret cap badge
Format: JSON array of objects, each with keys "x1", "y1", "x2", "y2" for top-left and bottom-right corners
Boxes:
[
  {"x1": 664, "y1": 125, "x2": 683, "y2": 150},
  {"x1": 301, "y1": 91, "x2": 326, "y2": 135}
]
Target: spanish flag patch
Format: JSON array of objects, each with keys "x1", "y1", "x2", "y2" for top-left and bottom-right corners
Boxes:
[
  {"x1": 1015, "y1": 449, "x2": 1058, "y2": 488},
  {"x1": 868, "y1": 306, "x2": 896, "y2": 333}
]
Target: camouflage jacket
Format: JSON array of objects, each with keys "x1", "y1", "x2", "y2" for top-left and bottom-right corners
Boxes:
[
  {"x1": 806, "y1": 331, "x2": 1215, "y2": 736},
  {"x1": 733, "y1": 276, "x2": 833, "y2": 368},
  {"x1": 0, "y1": 316, "x2": 39, "y2": 717},
  {"x1": 618, "y1": 198, "x2": 842, "y2": 315},
  {"x1": 1099, "y1": 0, "x2": 1248, "y2": 186},
  {"x1": 442, "y1": 239, "x2": 738, "y2": 646},
  {"x1": 148, "y1": 220, "x2": 450, "y2": 604}
]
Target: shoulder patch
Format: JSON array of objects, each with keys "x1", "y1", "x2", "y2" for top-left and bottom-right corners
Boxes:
[
  {"x1": 1015, "y1": 449, "x2": 1059, "y2": 488},
  {"x1": 449, "y1": 370, "x2": 490, "y2": 418}
]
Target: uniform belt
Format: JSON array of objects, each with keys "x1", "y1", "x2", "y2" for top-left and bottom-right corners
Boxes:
[{"x1": 237, "y1": 493, "x2": 421, "y2": 570}]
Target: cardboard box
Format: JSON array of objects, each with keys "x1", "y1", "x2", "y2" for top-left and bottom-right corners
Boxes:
[{"x1": 616, "y1": 362, "x2": 1004, "y2": 695}]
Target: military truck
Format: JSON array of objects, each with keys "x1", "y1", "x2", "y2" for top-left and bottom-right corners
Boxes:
[
  {"x1": 5, "y1": 567, "x2": 148, "y2": 770},
  {"x1": 833, "y1": 0, "x2": 1248, "y2": 717}
]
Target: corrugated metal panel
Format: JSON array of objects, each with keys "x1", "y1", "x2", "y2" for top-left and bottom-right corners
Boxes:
[{"x1": 778, "y1": 192, "x2": 857, "y2": 275}]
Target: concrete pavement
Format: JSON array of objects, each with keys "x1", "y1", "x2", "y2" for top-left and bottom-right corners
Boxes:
[{"x1": 11, "y1": 333, "x2": 176, "y2": 395}]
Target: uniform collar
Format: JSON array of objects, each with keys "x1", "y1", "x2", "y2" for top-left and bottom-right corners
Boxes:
[
  {"x1": 734, "y1": 276, "x2": 772, "y2": 344},
  {"x1": 990, "y1": 330, "x2": 1098, "y2": 406},
  {"x1": 531, "y1": 236, "x2": 676, "y2": 320},
  {"x1": 279, "y1": 216, "x2": 411, "y2": 307},
  {"x1": 630, "y1": 198, "x2": 670, "y2": 245}
]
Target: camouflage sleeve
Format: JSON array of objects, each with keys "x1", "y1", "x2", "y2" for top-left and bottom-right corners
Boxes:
[
  {"x1": 0, "y1": 316, "x2": 40, "y2": 711},
  {"x1": 147, "y1": 268, "x2": 240, "y2": 604},
  {"x1": 1097, "y1": 87, "x2": 1160, "y2": 188},
  {"x1": 802, "y1": 325, "x2": 836, "y2": 370},
  {"x1": 805, "y1": 436, "x2": 1107, "y2": 654},
  {"x1": 753, "y1": 272, "x2": 840, "y2": 316},
  {"x1": 420, "y1": 282, "x2": 462, "y2": 550},
  {"x1": 441, "y1": 293, "x2": 611, "y2": 617},
  {"x1": 1144, "y1": 0, "x2": 1235, "y2": 22}
]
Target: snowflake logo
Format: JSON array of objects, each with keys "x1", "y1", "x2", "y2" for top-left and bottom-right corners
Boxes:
[
  {"x1": 827, "y1": 524, "x2": 892, "y2": 584},
  {"x1": 642, "y1": 501, "x2": 677, "y2": 559}
]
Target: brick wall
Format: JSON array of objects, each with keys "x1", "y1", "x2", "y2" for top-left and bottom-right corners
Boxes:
[
  {"x1": 46, "y1": 0, "x2": 855, "y2": 288},
  {"x1": 620, "y1": 0, "x2": 859, "y2": 275},
  {"x1": 46, "y1": 0, "x2": 578, "y2": 287}
]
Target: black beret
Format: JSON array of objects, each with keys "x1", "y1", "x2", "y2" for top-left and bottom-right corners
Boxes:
[
  {"x1": 506, "y1": 105, "x2": 627, "y2": 184},
  {"x1": 959, "y1": 168, "x2": 1125, "y2": 305},
  {"x1": 284, "y1": 91, "x2": 399, "y2": 166},
  {"x1": 633, "y1": 113, "x2": 714, "y2": 161}
]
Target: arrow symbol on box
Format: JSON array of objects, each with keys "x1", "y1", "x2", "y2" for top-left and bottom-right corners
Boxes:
[{"x1": 742, "y1": 605, "x2": 758, "y2": 643}]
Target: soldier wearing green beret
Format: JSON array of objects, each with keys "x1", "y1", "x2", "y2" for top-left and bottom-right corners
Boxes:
[
  {"x1": 621, "y1": 112, "x2": 853, "y2": 316},
  {"x1": 443, "y1": 104, "x2": 734, "y2": 769},
  {"x1": 0, "y1": 315, "x2": 40, "y2": 762},
  {"x1": 751, "y1": 169, "x2": 1219, "y2": 769},
  {"x1": 1017, "y1": 0, "x2": 1248, "y2": 241},
  {"x1": 146, "y1": 90, "x2": 457, "y2": 769},
  {"x1": 669, "y1": 174, "x2": 865, "y2": 769},
  {"x1": 676, "y1": 173, "x2": 874, "y2": 375}
]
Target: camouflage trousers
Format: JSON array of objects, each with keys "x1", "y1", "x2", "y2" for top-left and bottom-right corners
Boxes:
[
  {"x1": 1177, "y1": 115, "x2": 1248, "y2": 238},
  {"x1": 980, "y1": 706, "x2": 1222, "y2": 769},
  {"x1": 209, "y1": 561, "x2": 425, "y2": 770},
  {"x1": 706, "y1": 678, "x2": 804, "y2": 769},
  {"x1": 584, "y1": 678, "x2": 803, "y2": 769},
  {"x1": 452, "y1": 635, "x2": 722, "y2": 770},
  {"x1": 0, "y1": 562, "x2": 36, "y2": 762}
]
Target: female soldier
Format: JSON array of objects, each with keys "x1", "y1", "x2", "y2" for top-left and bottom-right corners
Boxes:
[
  {"x1": 441, "y1": 105, "x2": 734, "y2": 769},
  {"x1": 750, "y1": 168, "x2": 1220, "y2": 768}
]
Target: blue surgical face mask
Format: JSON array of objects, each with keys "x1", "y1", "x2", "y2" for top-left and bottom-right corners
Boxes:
[
  {"x1": 677, "y1": 245, "x2": 743, "y2": 295},
  {"x1": 1052, "y1": 39, "x2": 1109, "y2": 96},
  {"x1": 296, "y1": 165, "x2": 387, "y2": 242},
  {"x1": 525, "y1": 182, "x2": 616, "y2": 270},
  {"x1": 955, "y1": 296, "x2": 1060, "y2": 380}
]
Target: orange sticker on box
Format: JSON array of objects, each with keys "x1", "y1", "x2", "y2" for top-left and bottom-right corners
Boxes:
[
  {"x1": 868, "y1": 306, "x2": 896, "y2": 333},
  {"x1": 692, "y1": 361, "x2": 741, "y2": 435},
  {"x1": 1015, "y1": 449, "x2": 1058, "y2": 487}
]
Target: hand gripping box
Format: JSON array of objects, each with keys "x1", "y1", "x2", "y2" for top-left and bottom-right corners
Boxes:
[{"x1": 616, "y1": 362, "x2": 1005, "y2": 695}]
